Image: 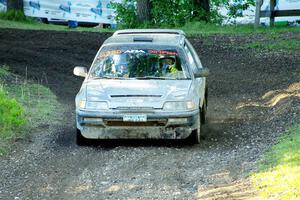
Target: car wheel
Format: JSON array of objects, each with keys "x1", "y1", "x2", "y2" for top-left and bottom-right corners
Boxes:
[
  {"x1": 76, "y1": 128, "x2": 88, "y2": 146},
  {"x1": 201, "y1": 98, "x2": 207, "y2": 124},
  {"x1": 201, "y1": 92, "x2": 208, "y2": 124},
  {"x1": 190, "y1": 112, "x2": 201, "y2": 144}
]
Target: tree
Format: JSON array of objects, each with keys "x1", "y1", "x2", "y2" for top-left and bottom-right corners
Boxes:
[
  {"x1": 136, "y1": 0, "x2": 151, "y2": 22},
  {"x1": 7, "y1": 0, "x2": 24, "y2": 12},
  {"x1": 193, "y1": 0, "x2": 210, "y2": 21}
]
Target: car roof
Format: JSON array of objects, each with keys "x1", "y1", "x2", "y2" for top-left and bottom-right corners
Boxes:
[
  {"x1": 103, "y1": 29, "x2": 186, "y2": 48},
  {"x1": 113, "y1": 29, "x2": 186, "y2": 36}
]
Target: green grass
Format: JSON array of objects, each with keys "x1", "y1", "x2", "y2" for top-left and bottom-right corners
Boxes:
[
  {"x1": 1, "y1": 18, "x2": 299, "y2": 35},
  {"x1": 180, "y1": 21, "x2": 300, "y2": 36},
  {"x1": 246, "y1": 31, "x2": 300, "y2": 51},
  {"x1": 0, "y1": 86, "x2": 26, "y2": 140},
  {"x1": 0, "y1": 66, "x2": 59, "y2": 156},
  {"x1": 7, "y1": 83, "x2": 58, "y2": 127},
  {"x1": 0, "y1": 18, "x2": 114, "y2": 33},
  {"x1": 247, "y1": 39, "x2": 300, "y2": 51},
  {"x1": 251, "y1": 119, "x2": 300, "y2": 199},
  {"x1": 0, "y1": 10, "x2": 31, "y2": 22},
  {"x1": 0, "y1": 65, "x2": 9, "y2": 77}
]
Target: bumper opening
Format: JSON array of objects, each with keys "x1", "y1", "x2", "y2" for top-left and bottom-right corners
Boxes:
[{"x1": 104, "y1": 120, "x2": 167, "y2": 127}]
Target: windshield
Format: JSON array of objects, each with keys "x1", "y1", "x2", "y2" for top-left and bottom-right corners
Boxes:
[{"x1": 89, "y1": 46, "x2": 190, "y2": 80}]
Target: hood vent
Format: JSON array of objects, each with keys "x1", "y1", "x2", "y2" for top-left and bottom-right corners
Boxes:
[{"x1": 110, "y1": 95, "x2": 162, "y2": 98}]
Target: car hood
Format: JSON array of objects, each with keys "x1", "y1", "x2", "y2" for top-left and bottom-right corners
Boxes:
[{"x1": 85, "y1": 80, "x2": 192, "y2": 109}]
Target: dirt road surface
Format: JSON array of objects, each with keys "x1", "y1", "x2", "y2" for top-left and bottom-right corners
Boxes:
[{"x1": 0, "y1": 29, "x2": 299, "y2": 199}]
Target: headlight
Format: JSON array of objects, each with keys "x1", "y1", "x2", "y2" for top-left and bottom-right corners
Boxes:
[
  {"x1": 79, "y1": 100, "x2": 86, "y2": 109},
  {"x1": 86, "y1": 101, "x2": 108, "y2": 110},
  {"x1": 79, "y1": 100, "x2": 108, "y2": 110},
  {"x1": 163, "y1": 101, "x2": 196, "y2": 111}
]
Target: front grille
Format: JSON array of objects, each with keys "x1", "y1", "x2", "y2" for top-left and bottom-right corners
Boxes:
[
  {"x1": 110, "y1": 95, "x2": 162, "y2": 98},
  {"x1": 116, "y1": 107, "x2": 154, "y2": 111},
  {"x1": 105, "y1": 120, "x2": 167, "y2": 127}
]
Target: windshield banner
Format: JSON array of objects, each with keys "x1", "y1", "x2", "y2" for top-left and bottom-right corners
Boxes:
[{"x1": 22, "y1": 0, "x2": 121, "y2": 24}]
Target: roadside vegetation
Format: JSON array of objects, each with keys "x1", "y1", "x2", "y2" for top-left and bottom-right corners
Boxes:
[
  {"x1": 247, "y1": 38, "x2": 300, "y2": 51},
  {"x1": 0, "y1": 9, "x2": 32, "y2": 22},
  {"x1": 1, "y1": 17, "x2": 299, "y2": 36},
  {"x1": 0, "y1": 10, "x2": 113, "y2": 33},
  {"x1": 0, "y1": 9, "x2": 299, "y2": 37},
  {"x1": 0, "y1": 65, "x2": 58, "y2": 156},
  {"x1": 251, "y1": 120, "x2": 300, "y2": 199}
]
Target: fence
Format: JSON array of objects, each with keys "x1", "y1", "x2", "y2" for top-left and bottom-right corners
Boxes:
[{"x1": 255, "y1": 0, "x2": 300, "y2": 26}]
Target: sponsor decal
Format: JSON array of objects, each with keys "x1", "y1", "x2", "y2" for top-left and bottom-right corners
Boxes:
[
  {"x1": 148, "y1": 50, "x2": 178, "y2": 56},
  {"x1": 59, "y1": 1, "x2": 72, "y2": 13},
  {"x1": 29, "y1": 0, "x2": 40, "y2": 14},
  {"x1": 99, "y1": 49, "x2": 178, "y2": 58},
  {"x1": 124, "y1": 50, "x2": 145, "y2": 54},
  {"x1": 23, "y1": 0, "x2": 121, "y2": 24},
  {"x1": 99, "y1": 50, "x2": 123, "y2": 58},
  {"x1": 91, "y1": 0, "x2": 103, "y2": 16}
]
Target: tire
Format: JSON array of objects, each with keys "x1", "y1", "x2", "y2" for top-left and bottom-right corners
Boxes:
[
  {"x1": 201, "y1": 88, "x2": 208, "y2": 124},
  {"x1": 201, "y1": 97, "x2": 207, "y2": 124},
  {"x1": 190, "y1": 112, "x2": 201, "y2": 144},
  {"x1": 76, "y1": 129, "x2": 88, "y2": 146}
]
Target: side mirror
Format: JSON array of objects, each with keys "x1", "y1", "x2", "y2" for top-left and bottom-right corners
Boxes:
[
  {"x1": 73, "y1": 66, "x2": 87, "y2": 78},
  {"x1": 194, "y1": 67, "x2": 209, "y2": 78}
]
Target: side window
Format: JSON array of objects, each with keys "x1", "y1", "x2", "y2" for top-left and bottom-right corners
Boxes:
[
  {"x1": 184, "y1": 43, "x2": 197, "y2": 73},
  {"x1": 185, "y1": 39, "x2": 203, "y2": 69}
]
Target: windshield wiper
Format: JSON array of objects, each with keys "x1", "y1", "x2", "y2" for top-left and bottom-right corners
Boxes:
[
  {"x1": 90, "y1": 76, "x2": 124, "y2": 80},
  {"x1": 135, "y1": 76, "x2": 176, "y2": 80}
]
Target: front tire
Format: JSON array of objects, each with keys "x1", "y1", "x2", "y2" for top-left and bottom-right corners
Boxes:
[
  {"x1": 201, "y1": 94, "x2": 208, "y2": 124},
  {"x1": 76, "y1": 129, "x2": 88, "y2": 146},
  {"x1": 190, "y1": 113, "x2": 201, "y2": 144}
]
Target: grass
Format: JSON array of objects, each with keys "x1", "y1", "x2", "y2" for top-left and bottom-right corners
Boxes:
[
  {"x1": 0, "y1": 65, "x2": 59, "y2": 156},
  {"x1": 246, "y1": 30, "x2": 300, "y2": 51},
  {"x1": 251, "y1": 119, "x2": 300, "y2": 199},
  {"x1": 0, "y1": 86, "x2": 26, "y2": 141},
  {"x1": 0, "y1": 18, "x2": 116, "y2": 32},
  {"x1": 0, "y1": 10, "x2": 31, "y2": 22},
  {"x1": 247, "y1": 39, "x2": 300, "y2": 51},
  {"x1": 0, "y1": 9, "x2": 114, "y2": 32},
  {"x1": 180, "y1": 21, "x2": 300, "y2": 36},
  {"x1": 0, "y1": 65, "x2": 9, "y2": 77},
  {"x1": 0, "y1": 14, "x2": 299, "y2": 35}
]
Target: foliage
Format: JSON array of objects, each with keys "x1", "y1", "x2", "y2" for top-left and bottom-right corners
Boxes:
[
  {"x1": 0, "y1": 9, "x2": 33, "y2": 22},
  {"x1": 251, "y1": 120, "x2": 300, "y2": 199},
  {"x1": 0, "y1": 87, "x2": 26, "y2": 140},
  {"x1": 0, "y1": 65, "x2": 59, "y2": 156},
  {"x1": 112, "y1": 0, "x2": 256, "y2": 28},
  {"x1": 227, "y1": 0, "x2": 255, "y2": 18},
  {"x1": 150, "y1": 0, "x2": 195, "y2": 27},
  {"x1": 113, "y1": 0, "x2": 202, "y2": 27},
  {"x1": 211, "y1": 0, "x2": 255, "y2": 18},
  {"x1": 112, "y1": 0, "x2": 138, "y2": 28}
]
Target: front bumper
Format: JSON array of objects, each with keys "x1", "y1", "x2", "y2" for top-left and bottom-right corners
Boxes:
[{"x1": 76, "y1": 109, "x2": 199, "y2": 139}]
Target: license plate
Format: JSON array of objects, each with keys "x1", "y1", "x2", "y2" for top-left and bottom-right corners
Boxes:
[{"x1": 123, "y1": 114, "x2": 147, "y2": 122}]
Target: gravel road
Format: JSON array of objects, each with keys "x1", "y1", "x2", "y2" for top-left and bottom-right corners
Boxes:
[{"x1": 0, "y1": 29, "x2": 299, "y2": 199}]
